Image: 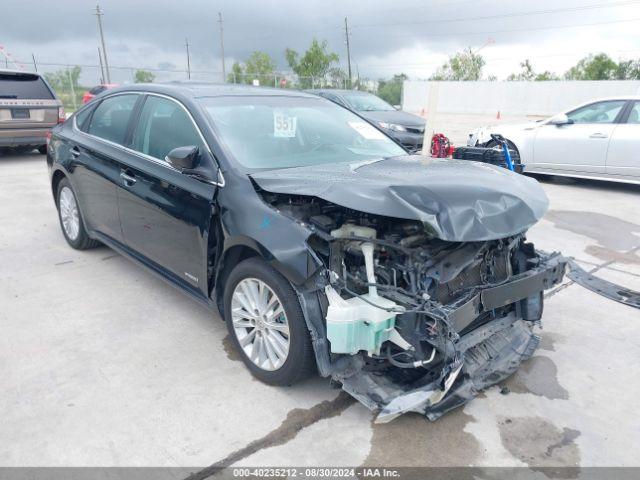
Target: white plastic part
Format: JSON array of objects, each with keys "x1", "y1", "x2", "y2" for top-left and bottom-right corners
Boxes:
[
  {"x1": 325, "y1": 286, "x2": 398, "y2": 356},
  {"x1": 330, "y1": 224, "x2": 377, "y2": 240},
  {"x1": 326, "y1": 223, "x2": 413, "y2": 355},
  {"x1": 360, "y1": 242, "x2": 377, "y2": 297}
]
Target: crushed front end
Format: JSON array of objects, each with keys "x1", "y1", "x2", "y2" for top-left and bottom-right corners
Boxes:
[{"x1": 260, "y1": 191, "x2": 566, "y2": 422}]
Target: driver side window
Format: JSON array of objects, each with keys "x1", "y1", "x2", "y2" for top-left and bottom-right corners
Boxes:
[
  {"x1": 566, "y1": 100, "x2": 626, "y2": 124},
  {"x1": 131, "y1": 95, "x2": 203, "y2": 161}
]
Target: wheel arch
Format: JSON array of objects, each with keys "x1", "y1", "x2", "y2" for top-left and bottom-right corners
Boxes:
[
  {"x1": 213, "y1": 236, "x2": 309, "y2": 315},
  {"x1": 51, "y1": 168, "x2": 68, "y2": 205}
]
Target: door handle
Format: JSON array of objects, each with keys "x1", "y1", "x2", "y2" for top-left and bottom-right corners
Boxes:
[
  {"x1": 70, "y1": 146, "x2": 81, "y2": 158},
  {"x1": 120, "y1": 171, "x2": 137, "y2": 186},
  {"x1": 589, "y1": 133, "x2": 608, "y2": 139}
]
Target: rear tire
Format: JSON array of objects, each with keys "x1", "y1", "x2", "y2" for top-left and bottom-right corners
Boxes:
[
  {"x1": 56, "y1": 178, "x2": 100, "y2": 250},
  {"x1": 223, "y1": 257, "x2": 316, "y2": 386}
]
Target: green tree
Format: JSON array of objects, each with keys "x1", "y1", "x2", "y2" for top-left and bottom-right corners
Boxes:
[
  {"x1": 507, "y1": 59, "x2": 559, "y2": 81},
  {"x1": 227, "y1": 52, "x2": 276, "y2": 85},
  {"x1": 285, "y1": 39, "x2": 339, "y2": 88},
  {"x1": 134, "y1": 69, "x2": 155, "y2": 83},
  {"x1": 507, "y1": 59, "x2": 535, "y2": 81},
  {"x1": 430, "y1": 48, "x2": 485, "y2": 81},
  {"x1": 377, "y1": 73, "x2": 408, "y2": 106},
  {"x1": 227, "y1": 62, "x2": 244, "y2": 83},
  {"x1": 615, "y1": 59, "x2": 640, "y2": 80},
  {"x1": 44, "y1": 66, "x2": 83, "y2": 111},
  {"x1": 44, "y1": 66, "x2": 82, "y2": 92},
  {"x1": 564, "y1": 53, "x2": 618, "y2": 80},
  {"x1": 244, "y1": 51, "x2": 276, "y2": 83}
]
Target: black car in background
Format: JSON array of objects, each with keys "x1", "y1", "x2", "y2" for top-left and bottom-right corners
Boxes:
[
  {"x1": 47, "y1": 83, "x2": 565, "y2": 422},
  {"x1": 307, "y1": 89, "x2": 426, "y2": 152}
]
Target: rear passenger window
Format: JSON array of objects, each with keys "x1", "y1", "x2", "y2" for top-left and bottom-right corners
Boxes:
[
  {"x1": 131, "y1": 95, "x2": 203, "y2": 161},
  {"x1": 88, "y1": 94, "x2": 138, "y2": 145},
  {"x1": 75, "y1": 105, "x2": 95, "y2": 132}
]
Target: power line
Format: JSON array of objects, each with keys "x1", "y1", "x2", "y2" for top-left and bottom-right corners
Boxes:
[
  {"x1": 351, "y1": 0, "x2": 640, "y2": 29},
  {"x1": 185, "y1": 38, "x2": 191, "y2": 79},
  {"x1": 356, "y1": 47, "x2": 640, "y2": 70},
  {"x1": 94, "y1": 3, "x2": 111, "y2": 83},
  {"x1": 218, "y1": 12, "x2": 226, "y2": 82},
  {"x1": 344, "y1": 17, "x2": 352, "y2": 88},
  {"x1": 365, "y1": 15, "x2": 640, "y2": 40}
]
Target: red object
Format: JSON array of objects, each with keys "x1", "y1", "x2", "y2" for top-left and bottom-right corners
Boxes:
[
  {"x1": 82, "y1": 83, "x2": 118, "y2": 104},
  {"x1": 280, "y1": 78, "x2": 287, "y2": 87},
  {"x1": 57, "y1": 106, "x2": 66, "y2": 124},
  {"x1": 430, "y1": 133, "x2": 454, "y2": 158}
]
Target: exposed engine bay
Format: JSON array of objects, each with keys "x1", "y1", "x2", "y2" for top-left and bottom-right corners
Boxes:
[{"x1": 260, "y1": 189, "x2": 566, "y2": 422}]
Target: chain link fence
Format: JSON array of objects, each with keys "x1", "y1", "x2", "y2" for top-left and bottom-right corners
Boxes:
[{"x1": 8, "y1": 60, "x2": 358, "y2": 112}]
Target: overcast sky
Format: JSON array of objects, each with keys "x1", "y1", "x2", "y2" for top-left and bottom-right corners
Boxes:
[{"x1": 2, "y1": 0, "x2": 640, "y2": 84}]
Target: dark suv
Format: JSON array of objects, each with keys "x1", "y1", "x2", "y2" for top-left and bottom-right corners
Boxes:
[
  {"x1": 47, "y1": 83, "x2": 565, "y2": 422},
  {"x1": 0, "y1": 70, "x2": 64, "y2": 154}
]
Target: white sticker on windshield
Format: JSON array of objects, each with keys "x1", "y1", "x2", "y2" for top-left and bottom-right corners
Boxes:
[
  {"x1": 274, "y1": 110, "x2": 297, "y2": 138},
  {"x1": 347, "y1": 121, "x2": 386, "y2": 140}
]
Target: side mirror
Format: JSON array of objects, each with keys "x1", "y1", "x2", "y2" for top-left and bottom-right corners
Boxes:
[
  {"x1": 165, "y1": 145, "x2": 199, "y2": 170},
  {"x1": 548, "y1": 113, "x2": 573, "y2": 126}
]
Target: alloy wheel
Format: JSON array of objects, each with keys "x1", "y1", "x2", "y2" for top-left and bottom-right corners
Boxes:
[
  {"x1": 231, "y1": 278, "x2": 290, "y2": 371},
  {"x1": 59, "y1": 186, "x2": 80, "y2": 241}
]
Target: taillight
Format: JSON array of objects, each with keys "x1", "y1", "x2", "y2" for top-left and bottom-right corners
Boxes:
[{"x1": 58, "y1": 106, "x2": 66, "y2": 123}]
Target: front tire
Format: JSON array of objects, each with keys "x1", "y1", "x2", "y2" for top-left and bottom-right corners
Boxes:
[
  {"x1": 223, "y1": 257, "x2": 316, "y2": 386},
  {"x1": 38, "y1": 145, "x2": 47, "y2": 155},
  {"x1": 56, "y1": 178, "x2": 100, "y2": 250}
]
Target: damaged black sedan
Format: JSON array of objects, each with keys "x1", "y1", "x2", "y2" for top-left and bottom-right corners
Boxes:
[{"x1": 47, "y1": 84, "x2": 566, "y2": 422}]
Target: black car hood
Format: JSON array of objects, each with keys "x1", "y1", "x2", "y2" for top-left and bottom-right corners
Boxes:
[
  {"x1": 358, "y1": 110, "x2": 425, "y2": 128},
  {"x1": 250, "y1": 156, "x2": 548, "y2": 242}
]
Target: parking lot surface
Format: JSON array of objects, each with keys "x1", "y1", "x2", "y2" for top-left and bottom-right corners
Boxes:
[{"x1": 1, "y1": 151, "x2": 639, "y2": 469}]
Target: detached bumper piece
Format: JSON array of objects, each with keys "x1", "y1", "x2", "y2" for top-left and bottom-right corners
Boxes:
[{"x1": 568, "y1": 260, "x2": 640, "y2": 309}]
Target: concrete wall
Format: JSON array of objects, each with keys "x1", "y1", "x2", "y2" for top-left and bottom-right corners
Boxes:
[{"x1": 402, "y1": 80, "x2": 640, "y2": 116}]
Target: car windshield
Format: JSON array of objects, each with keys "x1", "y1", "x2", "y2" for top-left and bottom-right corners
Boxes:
[
  {"x1": 199, "y1": 95, "x2": 405, "y2": 170},
  {"x1": 341, "y1": 92, "x2": 395, "y2": 112}
]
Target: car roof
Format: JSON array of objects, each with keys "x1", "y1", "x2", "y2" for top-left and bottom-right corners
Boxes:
[
  {"x1": 0, "y1": 69, "x2": 44, "y2": 79},
  {"x1": 584, "y1": 95, "x2": 640, "y2": 101},
  {"x1": 107, "y1": 82, "x2": 319, "y2": 99}
]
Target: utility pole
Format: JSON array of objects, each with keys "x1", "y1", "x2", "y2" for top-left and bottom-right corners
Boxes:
[
  {"x1": 185, "y1": 38, "x2": 191, "y2": 79},
  {"x1": 97, "y1": 47, "x2": 105, "y2": 84},
  {"x1": 218, "y1": 12, "x2": 226, "y2": 82},
  {"x1": 344, "y1": 17, "x2": 352, "y2": 89},
  {"x1": 94, "y1": 4, "x2": 111, "y2": 83}
]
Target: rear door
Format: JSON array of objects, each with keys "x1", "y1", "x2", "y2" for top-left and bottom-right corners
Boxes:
[
  {"x1": 531, "y1": 100, "x2": 626, "y2": 174},
  {"x1": 605, "y1": 101, "x2": 640, "y2": 179},
  {"x1": 0, "y1": 72, "x2": 60, "y2": 145},
  {"x1": 70, "y1": 93, "x2": 141, "y2": 243},
  {"x1": 117, "y1": 94, "x2": 217, "y2": 296}
]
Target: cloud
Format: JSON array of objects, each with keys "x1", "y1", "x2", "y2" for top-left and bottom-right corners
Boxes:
[{"x1": 2, "y1": 0, "x2": 640, "y2": 81}]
